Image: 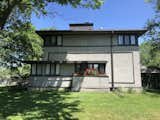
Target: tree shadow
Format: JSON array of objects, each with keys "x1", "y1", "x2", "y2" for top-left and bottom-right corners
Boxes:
[
  {"x1": 0, "y1": 87, "x2": 80, "y2": 120},
  {"x1": 142, "y1": 89, "x2": 160, "y2": 98}
]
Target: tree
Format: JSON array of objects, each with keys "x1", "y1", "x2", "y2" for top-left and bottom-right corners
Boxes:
[
  {"x1": 0, "y1": 0, "x2": 104, "y2": 30},
  {"x1": 0, "y1": 22, "x2": 43, "y2": 68},
  {"x1": 140, "y1": 40, "x2": 160, "y2": 69},
  {"x1": 141, "y1": 0, "x2": 160, "y2": 69},
  {"x1": 145, "y1": 0, "x2": 160, "y2": 10}
]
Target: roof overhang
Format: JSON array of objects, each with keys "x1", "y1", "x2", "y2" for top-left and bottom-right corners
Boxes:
[{"x1": 36, "y1": 29, "x2": 147, "y2": 37}]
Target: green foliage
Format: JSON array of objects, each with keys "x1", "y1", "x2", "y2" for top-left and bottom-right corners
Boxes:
[
  {"x1": 0, "y1": 23, "x2": 43, "y2": 69},
  {"x1": 142, "y1": 0, "x2": 160, "y2": 69},
  {"x1": 0, "y1": 68, "x2": 11, "y2": 79},
  {"x1": 0, "y1": 0, "x2": 104, "y2": 29},
  {"x1": 140, "y1": 40, "x2": 160, "y2": 69},
  {"x1": 145, "y1": 0, "x2": 160, "y2": 10}
]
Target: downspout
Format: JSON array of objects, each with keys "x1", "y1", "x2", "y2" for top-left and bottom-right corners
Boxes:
[{"x1": 110, "y1": 31, "x2": 114, "y2": 90}]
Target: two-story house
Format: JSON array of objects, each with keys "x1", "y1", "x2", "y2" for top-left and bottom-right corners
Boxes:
[{"x1": 26, "y1": 23, "x2": 146, "y2": 91}]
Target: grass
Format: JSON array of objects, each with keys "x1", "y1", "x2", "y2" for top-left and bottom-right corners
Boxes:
[{"x1": 0, "y1": 87, "x2": 160, "y2": 120}]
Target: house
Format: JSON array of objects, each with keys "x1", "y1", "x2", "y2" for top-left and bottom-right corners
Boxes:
[{"x1": 26, "y1": 23, "x2": 147, "y2": 91}]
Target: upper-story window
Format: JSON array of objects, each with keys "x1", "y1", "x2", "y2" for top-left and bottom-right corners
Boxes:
[
  {"x1": 124, "y1": 35, "x2": 130, "y2": 45},
  {"x1": 118, "y1": 35, "x2": 137, "y2": 46},
  {"x1": 130, "y1": 35, "x2": 136, "y2": 45},
  {"x1": 44, "y1": 35, "x2": 62, "y2": 46},
  {"x1": 118, "y1": 35, "x2": 123, "y2": 45}
]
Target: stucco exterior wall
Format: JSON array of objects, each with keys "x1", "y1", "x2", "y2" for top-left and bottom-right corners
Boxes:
[
  {"x1": 31, "y1": 34, "x2": 142, "y2": 90},
  {"x1": 29, "y1": 76, "x2": 72, "y2": 88},
  {"x1": 72, "y1": 76, "x2": 109, "y2": 92},
  {"x1": 63, "y1": 35, "x2": 111, "y2": 46}
]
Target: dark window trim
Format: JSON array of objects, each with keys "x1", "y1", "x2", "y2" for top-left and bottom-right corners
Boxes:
[
  {"x1": 117, "y1": 34, "x2": 138, "y2": 46},
  {"x1": 31, "y1": 63, "x2": 58, "y2": 76},
  {"x1": 74, "y1": 63, "x2": 106, "y2": 75},
  {"x1": 43, "y1": 35, "x2": 63, "y2": 47}
]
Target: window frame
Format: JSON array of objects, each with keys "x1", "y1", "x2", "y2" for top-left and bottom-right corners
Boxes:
[
  {"x1": 31, "y1": 63, "x2": 58, "y2": 76},
  {"x1": 117, "y1": 34, "x2": 138, "y2": 46},
  {"x1": 43, "y1": 35, "x2": 63, "y2": 47},
  {"x1": 75, "y1": 63, "x2": 106, "y2": 76}
]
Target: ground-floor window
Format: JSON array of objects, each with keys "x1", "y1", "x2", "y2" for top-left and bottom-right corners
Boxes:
[
  {"x1": 31, "y1": 63, "x2": 60, "y2": 76},
  {"x1": 75, "y1": 63, "x2": 106, "y2": 76}
]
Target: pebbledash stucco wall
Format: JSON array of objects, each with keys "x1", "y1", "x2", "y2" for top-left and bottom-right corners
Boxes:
[{"x1": 31, "y1": 34, "x2": 142, "y2": 91}]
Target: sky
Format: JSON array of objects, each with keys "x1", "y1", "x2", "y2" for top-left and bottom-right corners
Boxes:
[{"x1": 31, "y1": 0, "x2": 155, "y2": 31}]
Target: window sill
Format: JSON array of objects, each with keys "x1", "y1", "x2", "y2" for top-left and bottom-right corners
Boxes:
[{"x1": 73, "y1": 75, "x2": 109, "y2": 77}]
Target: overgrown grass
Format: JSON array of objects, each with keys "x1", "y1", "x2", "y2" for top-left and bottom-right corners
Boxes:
[{"x1": 0, "y1": 87, "x2": 160, "y2": 120}]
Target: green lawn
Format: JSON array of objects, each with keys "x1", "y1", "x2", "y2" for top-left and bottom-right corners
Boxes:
[{"x1": 0, "y1": 88, "x2": 160, "y2": 120}]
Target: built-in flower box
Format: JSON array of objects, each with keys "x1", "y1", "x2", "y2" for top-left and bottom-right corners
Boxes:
[{"x1": 71, "y1": 76, "x2": 109, "y2": 92}]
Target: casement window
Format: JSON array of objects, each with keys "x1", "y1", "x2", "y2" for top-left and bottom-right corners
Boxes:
[
  {"x1": 75, "y1": 63, "x2": 106, "y2": 75},
  {"x1": 37, "y1": 64, "x2": 42, "y2": 75},
  {"x1": 57, "y1": 36, "x2": 62, "y2": 46},
  {"x1": 130, "y1": 35, "x2": 136, "y2": 45},
  {"x1": 118, "y1": 35, "x2": 137, "y2": 45},
  {"x1": 31, "y1": 64, "x2": 36, "y2": 75},
  {"x1": 44, "y1": 35, "x2": 62, "y2": 46},
  {"x1": 50, "y1": 64, "x2": 55, "y2": 75},
  {"x1": 124, "y1": 35, "x2": 130, "y2": 45},
  {"x1": 31, "y1": 63, "x2": 60, "y2": 76},
  {"x1": 118, "y1": 35, "x2": 123, "y2": 45}
]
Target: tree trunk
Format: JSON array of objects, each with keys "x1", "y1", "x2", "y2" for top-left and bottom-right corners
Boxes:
[{"x1": 0, "y1": 0, "x2": 22, "y2": 30}]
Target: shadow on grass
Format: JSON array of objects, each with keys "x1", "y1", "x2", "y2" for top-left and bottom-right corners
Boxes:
[{"x1": 0, "y1": 87, "x2": 80, "y2": 120}]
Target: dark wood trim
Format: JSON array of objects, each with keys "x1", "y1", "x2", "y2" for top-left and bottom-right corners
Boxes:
[
  {"x1": 36, "y1": 30, "x2": 147, "y2": 36},
  {"x1": 73, "y1": 75, "x2": 109, "y2": 78},
  {"x1": 43, "y1": 35, "x2": 63, "y2": 47},
  {"x1": 30, "y1": 75, "x2": 73, "y2": 77},
  {"x1": 117, "y1": 34, "x2": 138, "y2": 46},
  {"x1": 43, "y1": 44, "x2": 138, "y2": 47},
  {"x1": 69, "y1": 23, "x2": 93, "y2": 26},
  {"x1": 30, "y1": 64, "x2": 32, "y2": 75},
  {"x1": 110, "y1": 33, "x2": 114, "y2": 90},
  {"x1": 36, "y1": 63, "x2": 37, "y2": 75},
  {"x1": 109, "y1": 82, "x2": 135, "y2": 84}
]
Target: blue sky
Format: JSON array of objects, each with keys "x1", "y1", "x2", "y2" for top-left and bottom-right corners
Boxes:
[{"x1": 31, "y1": 0, "x2": 155, "y2": 30}]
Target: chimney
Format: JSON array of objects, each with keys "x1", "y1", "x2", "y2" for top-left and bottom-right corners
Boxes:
[{"x1": 69, "y1": 22, "x2": 93, "y2": 30}]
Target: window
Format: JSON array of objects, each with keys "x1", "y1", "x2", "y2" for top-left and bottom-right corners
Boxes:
[
  {"x1": 44, "y1": 35, "x2": 62, "y2": 46},
  {"x1": 51, "y1": 36, "x2": 56, "y2": 45},
  {"x1": 31, "y1": 64, "x2": 36, "y2": 75},
  {"x1": 50, "y1": 64, "x2": 55, "y2": 75},
  {"x1": 37, "y1": 64, "x2": 42, "y2": 75},
  {"x1": 57, "y1": 36, "x2": 62, "y2": 46},
  {"x1": 124, "y1": 35, "x2": 130, "y2": 45},
  {"x1": 99, "y1": 64, "x2": 105, "y2": 74},
  {"x1": 130, "y1": 35, "x2": 136, "y2": 45},
  {"x1": 118, "y1": 35, "x2": 123, "y2": 45},
  {"x1": 75, "y1": 63, "x2": 106, "y2": 76},
  {"x1": 31, "y1": 63, "x2": 60, "y2": 76},
  {"x1": 55, "y1": 64, "x2": 60, "y2": 75},
  {"x1": 118, "y1": 35, "x2": 137, "y2": 45},
  {"x1": 41, "y1": 64, "x2": 50, "y2": 75},
  {"x1": 44, "y1": 36, "x2": 51, "y2": 46}
]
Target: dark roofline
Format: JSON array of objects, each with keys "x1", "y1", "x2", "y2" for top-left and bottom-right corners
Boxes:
[
  {"x1": 36, "y1": 29, "x2": 147, "y2": 36},
  {"x1": 69, "y1": 23, "x2": 93, "y2": 26}
]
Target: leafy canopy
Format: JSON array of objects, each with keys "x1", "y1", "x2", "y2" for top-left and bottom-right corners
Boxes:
[
  {"x1": 0, "y1": 22, "x2": 43, "y2": 68},
  {"x1": 140, "y1": 0, "x2": 160, "y2": 69},
  {"x1": 0, "y1": 0, "x2": 104, "y2": 29}
]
